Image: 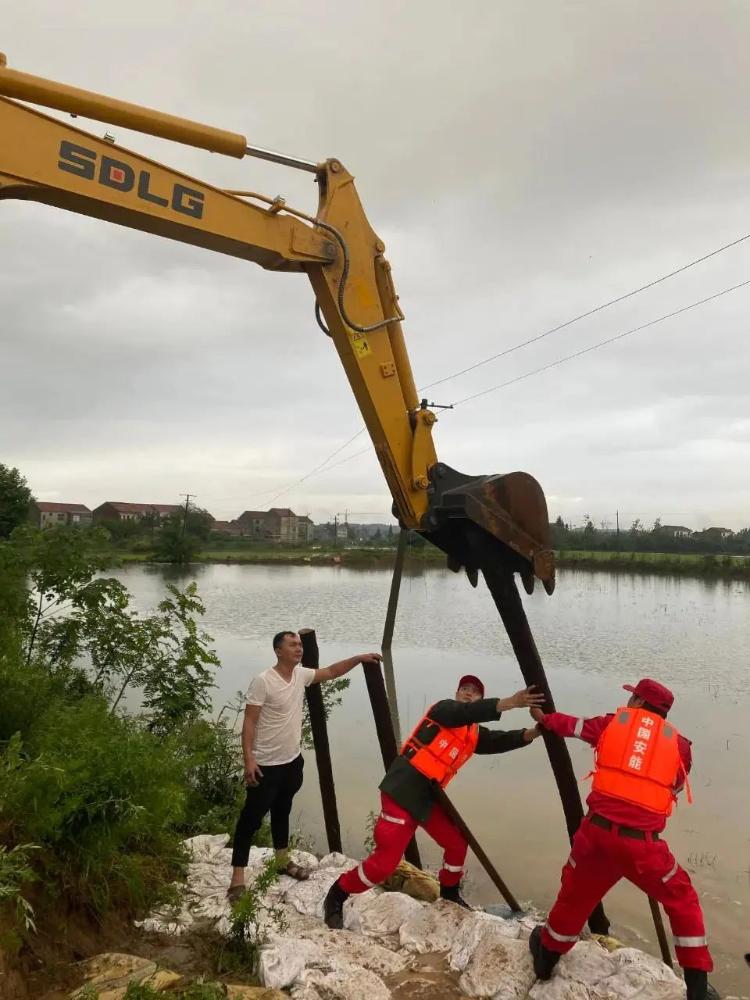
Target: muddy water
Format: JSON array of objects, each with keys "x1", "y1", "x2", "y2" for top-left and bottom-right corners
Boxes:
[{"x1": 112, "y1": 562, "x2": 750, "y2": 996}]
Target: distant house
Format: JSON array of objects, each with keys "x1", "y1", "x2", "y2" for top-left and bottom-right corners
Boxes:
[
  {"x1": 236, "y1": 510, "x2": 275, "y2": 539},
  {"x1": 296, "y1": 515, "x2": 313, "y2": 543},
  {"x1": 210, "y1": 519, "x2": 242, "y2": 535},
  {"x1": 92, "y1": 502, "x2": 182, "y2": 524},
  {"x1": 697, "y1": 527, "x2": 734, "y2": 542},
  {"x1": 32, "y1": 501, "x2": 92, "y2": 528},
  {"x1": 235, "y1": 507, "x2": 300, "y2": 543},
  {"x1": 659, "y1": 525, "x2": 693, "y2": 539}
]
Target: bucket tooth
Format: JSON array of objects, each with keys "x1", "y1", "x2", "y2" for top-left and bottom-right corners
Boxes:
[{"x1": 421, "y1": 463, "x2": 555, "y2": 593}]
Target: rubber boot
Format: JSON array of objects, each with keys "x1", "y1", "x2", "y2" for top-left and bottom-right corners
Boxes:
[
  {"x1": 684, "y1": 968, "x2": 721, "y2": 1000},
  {"x1": 323, "y1": 879, "x2": 349, "y2": 930},
  {"x1": 439, "y1": 883, "x2": 471, "y2": 909},
  {"x1": 529, "y1": 925, "x2": 562, "y2": 981}
]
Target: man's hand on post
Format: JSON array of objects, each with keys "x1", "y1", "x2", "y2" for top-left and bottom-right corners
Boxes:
[
  {"x1": 498, "y1": 685, "x2": 546, "y2": 712},
  {"x1": 244, "y1": 758, "x2": 263, "y2": 787},
  {"x1": 529, "y1": 706, "x2": 546, "y2": 723},
  {"x1": 360, "y1": 652, "x2": 383, "y2": 666},
  {"x1": 522, "y1": 725, "x2": 543, "y2": 742}
]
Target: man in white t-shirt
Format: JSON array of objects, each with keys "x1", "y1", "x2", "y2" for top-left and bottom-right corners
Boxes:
[{"x1": 228, "y1": 630, "x2": 381, "y2": 898}]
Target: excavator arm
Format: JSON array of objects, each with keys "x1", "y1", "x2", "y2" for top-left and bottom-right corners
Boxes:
[
  {"x1": 0, "y1": 52, "x2": 553, "y2": 591},
  {"x1": 0, "y1": 55, "x2": 616, "y2": 932}
]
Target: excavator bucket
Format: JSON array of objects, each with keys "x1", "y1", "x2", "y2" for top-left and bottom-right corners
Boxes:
[{"x1": 420, "y1": 462, "x2": 555, "y2": 594}]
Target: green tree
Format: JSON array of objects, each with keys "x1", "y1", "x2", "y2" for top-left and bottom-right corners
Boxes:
[
  {"x1": 0, "y1": 465, "x2": 32, "y2": 539},
  {"x1": 155, "y1": 506, "x2": 213, "y2": 565}
]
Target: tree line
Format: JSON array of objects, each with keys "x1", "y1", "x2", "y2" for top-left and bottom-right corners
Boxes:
[{"x1": 551, "y1": 516, "x2": 750, "y2": 555}]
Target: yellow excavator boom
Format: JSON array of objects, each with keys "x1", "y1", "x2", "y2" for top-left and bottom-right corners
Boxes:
[{"x1": 0, "y1": 52, "x2": 553, "y2": 590}]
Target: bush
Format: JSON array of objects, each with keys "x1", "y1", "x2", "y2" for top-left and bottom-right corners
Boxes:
[
  {"x1": 174, "y1": 717, "x2": 245, "y2": 836},
  {"x1": 0, "y1": 672, "x2": 188, "y2": 916},
  {"x1": 0, "y1": 843, "x2": 38, "y2": 950},
  {"x1": 216, "y1": 858, "x2": 286, "y2": 975}
]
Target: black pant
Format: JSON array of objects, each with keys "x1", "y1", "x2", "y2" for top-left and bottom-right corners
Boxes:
[{"x1": 231, "y1": 754, "x2": 304, "y2": 867}]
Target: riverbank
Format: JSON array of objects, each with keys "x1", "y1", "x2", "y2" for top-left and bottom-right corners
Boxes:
[{"x1": 118, "y1": 545, "x2": 750, "y2": 581}]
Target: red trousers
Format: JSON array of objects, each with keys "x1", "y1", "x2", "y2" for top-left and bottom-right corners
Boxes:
[
  {"x1": 542, "y1": 816, "x2": 712, "y2": 972},
  {"x1": 339, "y1": 792, "x2": 467, "y2": 894}
]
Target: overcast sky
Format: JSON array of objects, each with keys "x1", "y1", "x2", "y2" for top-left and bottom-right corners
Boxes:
[{"x1": 2, "y1": 1, "x2": 749, "y2": 530}]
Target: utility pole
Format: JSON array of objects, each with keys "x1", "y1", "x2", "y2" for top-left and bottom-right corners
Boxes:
[
  {"x1": 616, "y1": 509, "x2": 620, "y2": 551},
  {"x1": 180, "y1": 493, "x2": 194, "y2": 539}
]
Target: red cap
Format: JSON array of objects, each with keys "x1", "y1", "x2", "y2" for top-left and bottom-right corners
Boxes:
[
  {"x1": 623, "y1": 678, "x2": 674, "y2": 713},
  {"x1": 458, "y1": 674, "x2": 485, "y2": 697}
]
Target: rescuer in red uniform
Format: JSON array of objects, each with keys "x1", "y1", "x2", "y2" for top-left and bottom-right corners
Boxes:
[
  {"x1": 528, "y1": 678, "x2": 718, "y2": 1000},
  {"x1": 323, "y1": 675, "x2": 544, "y2": 928}
]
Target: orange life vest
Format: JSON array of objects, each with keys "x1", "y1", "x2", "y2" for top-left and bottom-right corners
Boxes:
[
  {"x1": 400, "y1": 708, "x2": 479, "y2": 788},
  {"x1": 592, "y1": 706, "x2": 688, "y2": 816}
]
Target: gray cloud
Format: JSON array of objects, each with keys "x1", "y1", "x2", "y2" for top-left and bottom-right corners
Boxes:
[{"x1": 2, "y1": 1, "x2": 749, "y2": 528}]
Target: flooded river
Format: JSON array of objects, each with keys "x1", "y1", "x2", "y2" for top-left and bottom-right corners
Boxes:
[{"x1": 110, "y1": 562, "x2": 749, "y2": 995}]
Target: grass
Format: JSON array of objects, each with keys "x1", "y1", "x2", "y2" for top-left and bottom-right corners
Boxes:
[{"x1": 557, "y1": 549, "x2": 750, "y2": 580}]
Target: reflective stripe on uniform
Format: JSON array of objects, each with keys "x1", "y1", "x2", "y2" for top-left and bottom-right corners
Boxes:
[
  {"x1": 443, "y1": 863, "x2": 463, "y2": 873},
  {"x1": 568, "y1": 855, "x2": 577, "y2": 869},
  {"x1": 573, "y1": 718, "x2": 585, "y2": 738},
  {"x1": 662, "y1": 861, "x2": 679, "y2": 883},
  {"x1": 673, "y1": 935, "x2": 708, "y2": 948},
  {"x1": 357, "y1": 862, "x2": 376, "y2": 888},
  {"x1": 545, "y1": 922, "x2": 579, "y2": 943},
  {"x1": 380, "y1": 812, "x2": 406, "y2": 825}
]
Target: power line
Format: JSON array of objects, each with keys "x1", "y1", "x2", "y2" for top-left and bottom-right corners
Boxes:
[
  {"x1": 260, "y1": 428, "x2": 367, "y2": 507},
  {"x1": 420, "y1": 229, "x2": 750, "y2": 394},
  {"x1": 450, "y1": 276, "x2": 750, "y2": 408}
]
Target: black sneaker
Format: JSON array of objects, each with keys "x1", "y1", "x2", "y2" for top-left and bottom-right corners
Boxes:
[
  {"x1": 439, "y1": 883, "x2": 471, "y2": 909},
  {"x1": 529, "y1": 924, "x2": 562, "y2": 981},
  {"x1": 323, "y1": 879, "x2": 349, "y2": 929}
]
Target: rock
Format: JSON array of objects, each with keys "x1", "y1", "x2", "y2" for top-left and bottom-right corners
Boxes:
[
  {"x1": 142, "y1": 968, "x2": 183, "y2": 990},
  {"x1": 135, "y1": 903, "x2": 195, "y2": 935},
  {"x1": 226, "y1": 987, "x2": 289, "y2": 999},
  {"x1": 529, "y1": 979, "x2": 618, "y2": 1000},
  {"x1": 72, "y1": 953, "x2": 158, "y2": 997},
  {"x1": 283, "y1": 867, "x2": 343, "y2": 918},
  {"x1": 258, "y1": 928, "x2": 406, "y2": 989},
  {"x1": 184, "y1": 833, "x2": 230, "y2": 862},
  {"x1": 600, "y1": 948, "x2": 685, "y2": 999},
  {"x1": 558, "y1": 940, "x2": 618, "y2": 985},
  {"x1": 318, "y1": 852, "x2": 358, "y2": 870},
  {"x1": 299, "y1": 927, "x2": 407, "y2": 978},
  {"x1": 449, "y1": 912, "x2": 521, "y2": 972},
  {"x1": 293, "y1": 965, "x2": 391, "y2": 1000},
  {"x1": 382, "y1": 860, "x2": 440, "y2": 902},
  {"x1": 258, "y1": 937, "x2": 325, "y2": 989},
  {"x1": 457, "y1": 934, "x2": 535, "y2": 999},
  {"x1": 344, "y1": 890, "x2": 424, "y2": 938},
  {"x1": 590, "y1": 934, "x2": 626, "y2": 953},
  {"x1": 399, "y1": 898, "x2": 475, "y2": 954}
]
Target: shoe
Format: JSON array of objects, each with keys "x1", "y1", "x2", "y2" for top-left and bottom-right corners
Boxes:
[
  {"x1": 323, "y1": 879, "x2": 349, "y2": 929},
  {"x1": 529, "y1": 924, "x2": 562, "y2": 981},
  {"x1": 439, "y1": 883, "x2": 471, "y2": 909},
  {"x1": 684, "y1": 968, "x2": 721, "y2": 1000}
]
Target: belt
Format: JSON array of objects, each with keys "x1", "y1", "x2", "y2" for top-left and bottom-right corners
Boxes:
[{"x1": 589, "y1": 813, "x2": 660, "y2": 841}]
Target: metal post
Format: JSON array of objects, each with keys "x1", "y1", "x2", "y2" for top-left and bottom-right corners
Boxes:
[
  {"x1": 648, "y1": 897, "x2": 673, "y2": 968},
  {"x1": 300, "y1": 628, "x2": 342, "y2": 854},
  {"x1": 362, "y1": 660, "x2": 422, "y2": 868},
  {"x1": 480, "y1": 562, "x2": 610, "y2": 935},
  {"x1": 434, "y1": 787, "x2": 522, "y2": 912},
  {"x1": 381, "y1": 529, "x2": 408, "y2": 744}
]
